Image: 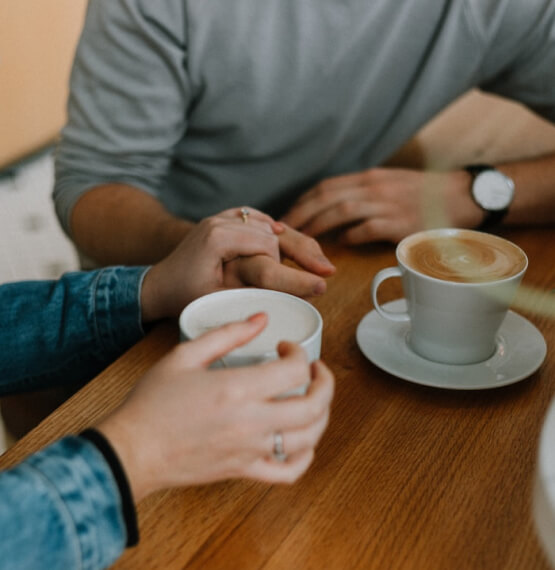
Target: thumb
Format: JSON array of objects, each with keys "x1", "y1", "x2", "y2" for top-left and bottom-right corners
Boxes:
[{"x1": 180, "y1": 312, "x2": 268, "y2": 368}]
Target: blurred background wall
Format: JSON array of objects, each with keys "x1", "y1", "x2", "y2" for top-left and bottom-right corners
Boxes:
[{"x1": 0, "y1": 0, "x2": 87, "y2": 169}]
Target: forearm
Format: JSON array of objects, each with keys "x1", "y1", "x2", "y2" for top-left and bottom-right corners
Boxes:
[
  {"x1": 446, "y1": 153, "x2": 555, "y2": 231},
  {"x1": 497, "y1": 153, "x2": 555, "y2": 226},
  {"x1": 71, "y1": 184, "x2": 194, "y2": 266}
]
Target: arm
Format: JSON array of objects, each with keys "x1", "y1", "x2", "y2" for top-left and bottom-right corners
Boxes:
[
  {"x1": 282, "y1": 153, "x2": 555, "y2": 245},
  {"x1": 70, "y1": 184, "x2": 193, "y2": 266},
  {"x1": 0, "y1": 317, "x2": 335, "y2": 570},
  {"x1": 498, "y1": 154, "x2": 555, "y2": 226},
  {"x1": 283, "y1": 2, "x2": 555, "y2": 244},
  {"x1": 0, "y1": 436, "x2": 133, "y2": 570},
  {"x1": 72, "y1": 185, "x2": 336, "y2": 296},
  {"x1": 0, "y1": 266, "x2": 148, "y2": 395}
]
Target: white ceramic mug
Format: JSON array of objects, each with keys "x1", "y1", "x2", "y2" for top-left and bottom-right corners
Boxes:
[
  {"x1": 179, "y1": 288, "x2": 323, "y2": 395},
  {"x1": 371, "y1": 228, "x2": 527, "y2": 365}
]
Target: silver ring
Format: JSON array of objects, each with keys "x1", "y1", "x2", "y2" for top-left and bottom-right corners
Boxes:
[
  {"x1": 240, "y1": 207, "x2": 250, "y2": 223},
  {"x1": 273, "y1": 431, "x2": 286, "y2": 461}
]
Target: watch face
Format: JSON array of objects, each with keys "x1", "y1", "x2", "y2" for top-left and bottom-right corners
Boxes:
[{"x1": 473, "y1": 170, "x2": 515, "y2": 211}]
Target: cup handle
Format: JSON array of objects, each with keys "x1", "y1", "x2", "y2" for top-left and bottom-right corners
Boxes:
[{"x1": 371, "y1": 267, "x2": 410, "y2": 322}]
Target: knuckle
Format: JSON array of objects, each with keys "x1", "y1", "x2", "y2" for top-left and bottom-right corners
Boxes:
[
  {"x1": 315, "y1": 183, "x2": 331, "y2": 202},
  {"x1": 305, "y1": 397, "x2": 324, "y2": 424},
  {"x1": 203, "y1": 216, "x2": 221, "y2": 230},
  {"x1": 306, "y1": 235, "x2": 321, "y2": 251},
  {"x1": 254, "y1": 263, "x2": 276, "y2": 286},
  {"x1": 337, "y1": 200, "x2": 356, "y2": 217}
]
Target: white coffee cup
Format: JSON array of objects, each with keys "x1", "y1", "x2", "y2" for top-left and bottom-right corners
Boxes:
[
  {"x1": 371, "y1": 228, "x2": 528, "y2": 365},
  {"x1": 179, "y1": 288, "x2": 323, "y2": 395}
]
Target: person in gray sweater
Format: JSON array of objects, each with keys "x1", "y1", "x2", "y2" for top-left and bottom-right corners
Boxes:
[{"x1": 55, "y1": 0, "x2": 555, "y2": 292}]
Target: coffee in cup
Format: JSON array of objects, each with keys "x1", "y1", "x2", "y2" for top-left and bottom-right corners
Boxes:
[
  {"x1": 179, "y1": 288, "x2": 323, "y2": 394},
  {"x1": 371, "y1": 228, "x2": 527, "y2": 365}
]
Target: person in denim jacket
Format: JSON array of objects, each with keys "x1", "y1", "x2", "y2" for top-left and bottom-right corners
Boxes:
[{"x1": 0, "y1": 208, "x2": 335, "y2": 570}]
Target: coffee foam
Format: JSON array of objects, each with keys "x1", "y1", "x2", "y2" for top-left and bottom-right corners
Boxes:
[
  {"x1": 399, "y1": 231, "x2": 526, "y2": 283},
  {"x1": 184, "y1": 292, "x2": 319, "y2": 356}
]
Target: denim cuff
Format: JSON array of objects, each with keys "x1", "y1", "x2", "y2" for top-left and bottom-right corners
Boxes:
[
  {"x1": 80, "y1": 428, "x2": 139, "y2": 547},
  {"x1": 21, "y1": 436, "x2": 130, "y2": 570},
  {"x1": 89, "y1": 266, "x2": 150, "y2": 355}
]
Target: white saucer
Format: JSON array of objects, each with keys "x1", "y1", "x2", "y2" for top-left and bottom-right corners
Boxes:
[{"x1": 356, "y1": 299, "x2": 547, "y2": 390}]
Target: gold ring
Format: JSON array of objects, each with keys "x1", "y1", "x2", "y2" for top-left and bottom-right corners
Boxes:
[{"x1": 240, "y1": 207, "x2": 250, "y2": 223}]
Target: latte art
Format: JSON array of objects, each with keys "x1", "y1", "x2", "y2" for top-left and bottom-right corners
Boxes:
[{"x1": 399, "y1": 232, "x2": 526, "y2": 283}]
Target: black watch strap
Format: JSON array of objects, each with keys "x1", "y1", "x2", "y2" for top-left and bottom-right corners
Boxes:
[
  {"x1": 465, "y1": 163, "x2": 493, "y2": 178},
  {"x1": 475, "y1": 208, "x2": 508, "y2": 231}
]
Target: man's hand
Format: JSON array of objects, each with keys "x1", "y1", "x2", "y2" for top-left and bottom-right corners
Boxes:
[
  {"x1": 97, "y1": 314, "x2": 335, "y2": 502},
  {"x1": 223, "y1": 223, "x2": 336, "y2": 298},
  {"x1": 282, "y1": 167, "x2": 483, "y2": 244}
]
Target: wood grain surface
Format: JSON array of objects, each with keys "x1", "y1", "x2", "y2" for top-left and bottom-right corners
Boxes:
[{"x1": 1, "y1": 227, "x2": 554, "y2": 569}]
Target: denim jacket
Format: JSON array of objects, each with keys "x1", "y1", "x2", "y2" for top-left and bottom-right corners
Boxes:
[{"x1": 0, "y1": 266, "x2": 149, "y2": 569}]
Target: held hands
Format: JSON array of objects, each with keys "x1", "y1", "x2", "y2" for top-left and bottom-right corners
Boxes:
[
  {"x1": 97, "y1": 314, "x2": 335, "y2": 502},
  {"x1": 223, "y1": 222, "x2": 336, "y2": 298},
  {"x1": 282, "y1": 167, "x2": 482, "y2": 245},
  {"x1": 141, "y1": 207, "x2": 336, "y2": 321}
]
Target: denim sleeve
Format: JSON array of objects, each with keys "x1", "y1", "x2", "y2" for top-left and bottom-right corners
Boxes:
[
  {"x1": 0, "y1": 436, "x2": 128, "y2": 570},
  {"x1": 0, "y1": 266, "x2": 149, "y2": 395}
]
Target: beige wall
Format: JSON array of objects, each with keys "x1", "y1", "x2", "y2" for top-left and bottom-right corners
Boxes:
[{"x1": 0, "y1": 0, "x2": 87, "y2": 168}]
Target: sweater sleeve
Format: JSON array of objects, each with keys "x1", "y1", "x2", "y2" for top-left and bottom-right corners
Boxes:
[{"x1": 53, "y1": 0, "x2": 190, "y2": 235}]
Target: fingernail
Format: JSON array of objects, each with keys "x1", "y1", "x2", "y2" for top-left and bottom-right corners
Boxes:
[
  {"x1": 273, "y1": 222, "x2": 285, "y2": 234},
  {"x1": 247, "y1": 312, "x2": 267, "y2": 324},
  {"x1": 319, "y1": 256, "x2": 335, "y2": 269},
  {"x1": 313, "y1": 281, "x2": 326, "y2": 295}
]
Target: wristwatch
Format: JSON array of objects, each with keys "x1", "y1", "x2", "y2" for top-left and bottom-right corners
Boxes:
[{"x1": 464, "y1": 164, "x2": 515, "y2": 231}]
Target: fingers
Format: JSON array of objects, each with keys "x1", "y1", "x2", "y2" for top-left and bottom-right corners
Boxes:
[
  {"x1": 277, "y1": 224, "x2": 336, "y2": 276},
  {"x1": 264, "y1": 409, "x2": 330, "y2": 459},
  {"x1": 216, "y1": 344, "x2": 334, "y2": 432},
  {"x1": 199, "y1": 215, "x2": 281, "y2": 263},
  {"x1": 216, "y1": 341, "x2": 311, "y2": 403},
  {"x1": 297, "y1": 200, "x2": 387, "y2": 237},
  {"x1": 178, "y1": 313, "x2": 268, "y2": 368},
  {"x1": 217, "y1": 206, "x2": 284, "y2": 235},
  {"x1": 218, "y1": 224, "x2": 281, "y2": 264},
  {"x1": 340, "y1": 215, "x2": 417, "y2": 245},
  {"x1": 260, "y1": 357, "x2": 334, "y2": 431},
  {"x1": 243, "y1": 449, "x2": 315, "y2": 484},
  {"x1": 234, "y1": 254, "x2": 329, "y2": 297},
  {"x1": 282, "y1": 173, "x2": 369, "y2": 228}
]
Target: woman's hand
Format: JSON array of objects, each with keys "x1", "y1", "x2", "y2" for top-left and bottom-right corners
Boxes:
[
  {"x1": 141, "y1": 208, "x2": 336, "y2": 321},
  {"x1": 97, "y1": 314, "x2": 335, "y2": 502},
  {"x1": 141, "y1": 207, "x2": 282, "y2": 321},
  {"x1": 222, "y1": 223, "x2": 336, "y2": 298}
]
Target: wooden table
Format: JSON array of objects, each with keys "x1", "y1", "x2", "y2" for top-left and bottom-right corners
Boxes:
[{"x1": 1, "y1": 227, "x2": 554, "y2": 569}]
